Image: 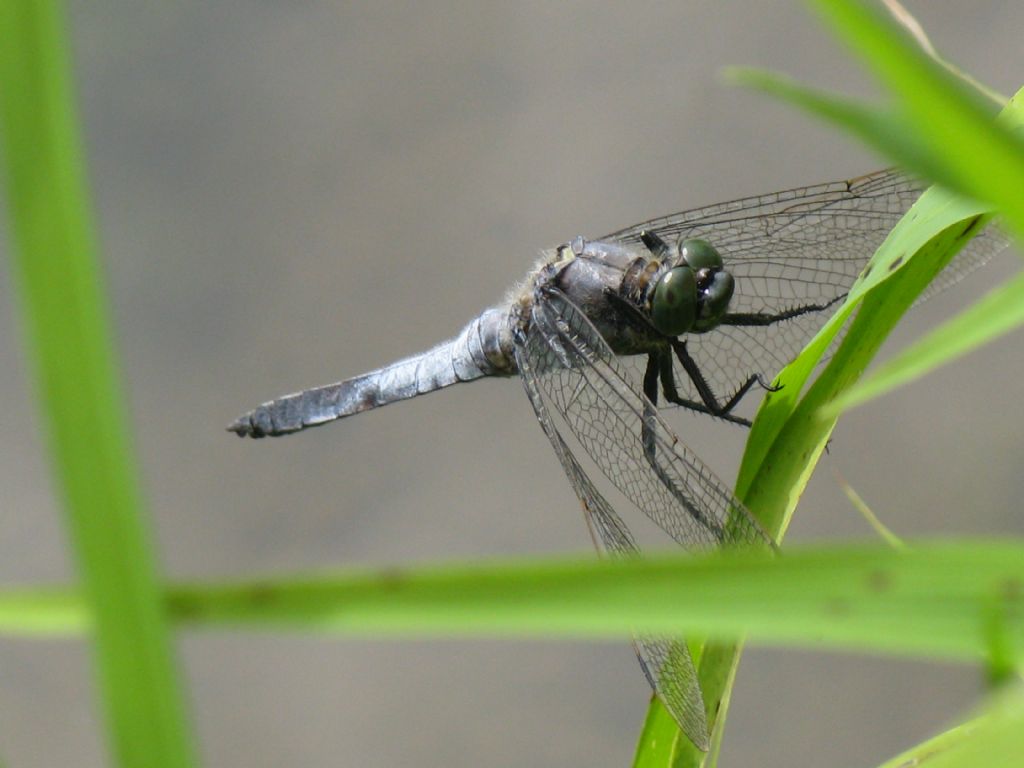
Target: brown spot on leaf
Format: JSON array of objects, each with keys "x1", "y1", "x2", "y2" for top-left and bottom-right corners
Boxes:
[
  {"x1": 246, "y1": 582, "x2": 278, "y2": 605},
  {"x1": 377, "y1": 567, "x2": 410, "y2": 592},
  {"x1": 1000, "y1": 578, "x2": 1023, "y2": 602},
  {"x1": 172, "y1": 596, "x2": 202, "y2": 621},
  {"x1": 961, "y1": 216, "x2": 983, "y2": 238},
  {"x1": 825, "y1": 597, "x2": 851, "y2": 616},
  {"x1": 866, "y1": 569, "x2": 892, "y2": 593}
]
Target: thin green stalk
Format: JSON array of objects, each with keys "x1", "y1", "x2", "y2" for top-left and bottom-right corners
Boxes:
[{"x1": 0, "y1": 3, "x2": 195, "y2": 767}]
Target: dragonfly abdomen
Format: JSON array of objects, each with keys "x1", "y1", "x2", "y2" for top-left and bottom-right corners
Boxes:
[{"x1": 228, "y1": 307, "x2": 516, "y2": 437}]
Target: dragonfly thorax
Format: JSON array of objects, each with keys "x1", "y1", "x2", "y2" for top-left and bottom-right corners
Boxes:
[{"x1": 646, "y1": 238, "x2": 734, "y2": 337}]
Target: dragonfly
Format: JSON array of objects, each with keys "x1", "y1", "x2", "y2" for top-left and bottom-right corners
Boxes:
[{"x1": 229, "y1": 168, "x2": 1005, "y2": 749}]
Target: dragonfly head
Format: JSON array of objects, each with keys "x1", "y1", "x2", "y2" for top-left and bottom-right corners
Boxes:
[{"x1": 649, "y1": 238, "x2": 734, "y2": 336}]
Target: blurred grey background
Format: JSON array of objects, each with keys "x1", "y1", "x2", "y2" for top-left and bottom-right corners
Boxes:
[{"x1": 1, "y1": 2, "x2": 1021, "y2": 766}]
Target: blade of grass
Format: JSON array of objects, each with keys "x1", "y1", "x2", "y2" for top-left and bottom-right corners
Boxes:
[
  {"x1": 0, "y1": 540, "x2": 1021, "y2": 661},
  {"x1": 655, "y1": 181, "x2": 997, "y2": 767},
  {"x1": 739, "y1": 193, "x2": 992, "y2": 507},
  {"x1": 700, "y1": 9, "x2": 1024, "y2": 754},
  {"x1": 807, "y1": 0, "x2": 1024, "y2": 239},
  {"x1": 635, "y1": 88, "x2": 1020, "y2": 765},
  {"x1": 726, "y1": 68, "x2": 968, "y2": 190},
  {"x1": 833, "y1": 470, "x2": 906, "y2": 550},
  {"x1": 877, "y1": 0, "x2": 1008, "y2": 107},
  {"x1": 0, "y1": 588, "x2": 90, "y2": 636},
  {"x1": 826, "y1": 268, "x2": 1024, "y2": 416},
  {"x1": 633, "y1": 695, "x2": 682, "y2": 768},
  {"x1": 0, "y1": 3, "x2": 195, "y2": 767},
  {"x1": 654, "y1": 6, "x2": 1024, "y2": 764},
  {"x1": 723, "y1": 71, "x2": 1023, "y2": 415},
  {"x1": 875, "y1": 686, "x2": 1024, "y2": 768}
]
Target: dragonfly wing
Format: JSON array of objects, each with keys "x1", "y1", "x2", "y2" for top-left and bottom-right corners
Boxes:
[
  {"x1": 516, "y1": 314, "x2": 715, "y2": 748},
  {"x1": 514, "y1": 286, "x2": 771, "y2": 747},
  {"x1": 602, "y1": 169, "x2": 1010, "y2": 416},
  {"x1": 517, "y1": 287, "x2": 769, "y2": 550}
]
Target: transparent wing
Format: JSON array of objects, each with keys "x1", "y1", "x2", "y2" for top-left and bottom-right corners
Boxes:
[
  {"x1": 514, "y1": 286, "x2": 770, "y2": 746},
  {"x1": 520, "y1": 287, "x2": 768, "y2": 549},
  {"x1": 602, "y1": 169, "x2": 1011, "y2": 416},
  {"x1": 517, "y1": 351, "x2": 710, "y2": 747}
]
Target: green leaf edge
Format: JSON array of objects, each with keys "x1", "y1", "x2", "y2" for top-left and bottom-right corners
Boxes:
[
  {"x1": 805, "y1": 0, "x2": 1024, "y2": 243},
  {"x1": 658, "y1": 7, "x2": 1024, "y2": 762},
  {"x1": 825, "y1": 268, "x2": 1024, "y2": 417},
  {"x1": 874, "y1": 685, "x2": 1024, "y2": 768}
]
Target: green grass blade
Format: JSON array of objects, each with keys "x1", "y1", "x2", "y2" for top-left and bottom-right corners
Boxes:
[
  {"x1": 689, "y1": 204, "x2": 989, "y2": 768},
  {"x1": 656, "y1": 182, "x2": 998, "y2": 766},
  {"x1": 629, "y1": 179, "x2": 998, "y2": 764},
  {"x1": 726, "y1": 68, "x2": 953, "y2": 185},
  {"x1": 875, "y1": 686, "x2": 1024, "y2": 768},
  {"x1": 644, "y1": 66, "x2": 1023, "y2": 767},
  {"x1": 726, "y1": 32, "x2": 1024, "y2": 743},
  {"x1": 827, "y1": 269, "x2": 1024, "y2": 416},
  {"x1": 0, "y1": 588, "x2": 90, "y2": 636},
  {"x1": 0, "y1": 3, "x2": 195, "y2": 766},
  {"x1": 1, "y1": 540, "x2": 1022, "y2": 662},
  {"x1": 738, "y1": 190, "x2": 991, "y2": 508},
  {"x1": 876, "y1": 0, "x2": 1008, "y2": 107},
  {"x1": 807, "y1": 0, "x2": 1024, "y2": 239},
  {"x1": 632, "y1": 697, "x2": 682, "y2": 767},
  {"x1": 835, "y1": 472, "x2": 906, "y2": 549}
]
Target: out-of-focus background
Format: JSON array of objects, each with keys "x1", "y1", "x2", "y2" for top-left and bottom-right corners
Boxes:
[{"x1": 0, "y1": 2, "x2": 1021, "y2": 766}]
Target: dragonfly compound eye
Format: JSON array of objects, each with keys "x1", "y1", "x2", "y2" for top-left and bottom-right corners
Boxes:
[
  {"x1": 693, "y1": 270, "x2": 734, "y2": 332},
  {"x1": 651, "y1": 266, "x2": 698, "y2": 337},
  {"x1": 677, "y1": 238, "x2": 723, "y2": 271}
]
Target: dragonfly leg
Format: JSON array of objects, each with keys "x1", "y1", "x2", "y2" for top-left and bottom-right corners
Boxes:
[
  {"x1": 641, "y1": 354, "x2": 660, "y2": 458},
  {"x1": 641, "y1": 354, "x2": 726, "y2": 541},
  {"x1": 721, "y1": 294, "x2": 845, "y2": 326},
  {"x1": 667, "y1": 341, "x2": 761, "y2": 426},
  {"x1": 603, "y1": 290, "x2": 776, "y2": 423},
  {"x1": 602, "y1": 289, "x2": 771, "y2": 423}
]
